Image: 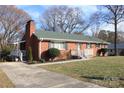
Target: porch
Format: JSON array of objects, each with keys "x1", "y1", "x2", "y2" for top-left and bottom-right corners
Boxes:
[
  {"x1": 55, "y1": 49, "x2": 94, "y2": 61},
  {"x1": 70, "y1": 49, "x2": 94, "y2": 58}
]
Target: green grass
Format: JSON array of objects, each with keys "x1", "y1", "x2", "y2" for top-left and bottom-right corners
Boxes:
[
  {"x1": 0, "y1": 69, "x2": 15, "y2": 88},
  {"x1": 40, "y1": 56, "x2": 124, "y2": 88}
]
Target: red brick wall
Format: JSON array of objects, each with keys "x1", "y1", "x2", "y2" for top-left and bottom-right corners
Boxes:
[
  {"x1": 81, "y1": 43, "x2": 87, "y2": 50},
  {"x1": 25, "y1": 20, "x2": 35, "y2": 50},
  {"x1": 67, "y1": 42, "x2": 77, "y2": 50},
  {"x1": 39, "y1": 41, "x2": 49, "y2": 60},
  {"x1": 40, "y1": 42, "x2": 78, "y2": 61},
  {"x1": 25, "y1": 20, "x2": 40, "y2": 60},
  {"x1": 40, "y1": 41, "x2": 49, "y2": 54},
  {"x1": 66, "y1": 42, "x2": 101, "y2": 57},
  {"x1": 40, "y1": 41, "x2": 77, "y2": 60},
  {"x1": 92, "y1": 43, "x2": 97, "y2": 56},
  {"x1": 31, "y1": 35, "x2": 39, "y2": 60},
  {"x1": 37, "y1": 41, "x2": 108, "y2": 61}
]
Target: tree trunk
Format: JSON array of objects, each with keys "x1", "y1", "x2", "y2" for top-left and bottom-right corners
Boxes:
[{"x1": 114, "y1": 19, "x2": 117, "y2": 56}]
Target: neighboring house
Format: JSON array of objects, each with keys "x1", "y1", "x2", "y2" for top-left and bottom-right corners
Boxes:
[
  {"x1": 20, "y1": 20, "x2": 109, "y2": 61},
  {"x1": 108, "y1": 43, "x2": 124, "y2": 55}
]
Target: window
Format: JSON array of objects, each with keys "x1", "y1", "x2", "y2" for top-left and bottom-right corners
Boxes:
[
  {"x1": 49, "y1": 42, "x2": 66, "y2": 50},
  {"x1": 86, "y1": 43, "x2": 92, "y2": 48}
]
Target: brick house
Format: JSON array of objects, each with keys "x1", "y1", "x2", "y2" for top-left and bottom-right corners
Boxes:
[{"x1": 20, "y1": 20, "x2": 109, "y2": 61}]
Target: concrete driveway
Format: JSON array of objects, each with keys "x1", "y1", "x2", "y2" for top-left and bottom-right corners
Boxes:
[{"x1": 0, "y1": 62, "x2": 103, "y2": 88}]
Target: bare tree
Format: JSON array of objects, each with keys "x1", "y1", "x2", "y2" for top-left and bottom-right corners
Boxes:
[
  {"x1": 0, "y1": 5, "x2": 31, "y2": 50},
  {"x1": 97, "y1": 30, "x2": 123, "y2": 43},
  {"x1": 97, "y1": 30, "x2": 108, "y2": 41},
  {"x1": 90, "y1": 12, "x2": 101, "y2": 37},
  {"x1": 40, "y1": 6, "x2": 92, "y2": 33},
  {"x1": 100, "y1": 5, "x2": 124, "y2": 55}
]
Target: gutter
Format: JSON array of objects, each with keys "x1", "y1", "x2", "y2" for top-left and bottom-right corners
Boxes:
[{"x1": 39, "y1": 38, "x2": 110, "y2": 44}]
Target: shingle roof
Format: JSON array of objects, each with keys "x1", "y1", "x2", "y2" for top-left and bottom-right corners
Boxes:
[{"x1": 34, "y1": 31, "x2": 109, "y2": 44}]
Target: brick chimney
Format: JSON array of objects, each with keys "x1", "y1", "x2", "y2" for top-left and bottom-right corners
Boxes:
[
  {"x1": 26, "y1": 20, "x2": 35, "y2": 38},
  {"x1": 25, "y1": 20, "x2": 35, "y2": 49}
]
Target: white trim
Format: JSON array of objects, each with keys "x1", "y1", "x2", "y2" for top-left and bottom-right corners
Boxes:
[
  {"x1": 38, "y1": 39, "x2": 43, "y2": 59},
  {"x1": 8, "y1": 40, "x2": 26, "y2": 44},
  {"x1": 38, "y1": 41, "x2": 41, "y2": 59},
  {"x1": 39, "y1": 38, "x2": 109, "y2": 44}
]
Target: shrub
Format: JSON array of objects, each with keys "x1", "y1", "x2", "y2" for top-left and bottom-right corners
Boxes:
[
  {"x1": 27, "y1": 47, "x2": 33, "y2": 63},
  {"x1": 40, "y1": 50, "x2": 49, "y2": 61},
  {"x1": 40, "y1": 58, "x2": 45, "y2": 63},
  {"x1": 47, "y1": 48, "x2": 60, "y2": 61},
  {"x1": 71, "y1": 55, "x2": 81, "y2": 59},
  {"x1": 101, "y1": 48, "x2": 108, "y2": 56},
  {"x1": 97, "y1": 49, "x2": 101, "y2": 56},
  {"x1": 97, "y1": 48, "x2": 108, "y2": 56},
  {"x1": 120, "y1": 49, "x2": 124, "y2": 56},
  {"x1": 1, "y1": 46, "x2": 13, "y2": 61}
]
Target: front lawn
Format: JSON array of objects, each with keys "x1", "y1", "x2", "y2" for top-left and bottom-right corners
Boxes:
[
  {"x1": 40, "y1": 56, "x2": 124, "y2": 88},
  {"x1": 0, "y1": 69, "x2": 14, "y2": 88}
]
